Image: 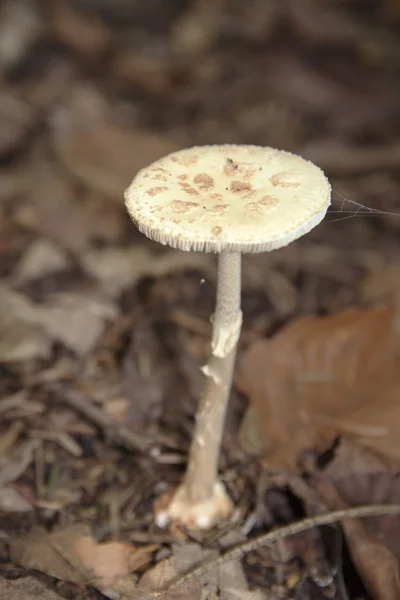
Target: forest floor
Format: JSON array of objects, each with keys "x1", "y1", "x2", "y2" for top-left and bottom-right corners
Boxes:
[{"x1": 1, "y1": 1, "x2": 400, "y2": 598}]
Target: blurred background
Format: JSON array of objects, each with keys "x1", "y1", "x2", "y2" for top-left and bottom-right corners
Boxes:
[
  {"x1": 1, "y1": 0, "x2": 400, "y2": 440},
  {"x1": 1, "y1": 0, "x2": 400, "y2": 526},
  {"x1": 1, "y1": 0, "x2": 400, "y2": 276},
  {"x1": 2, "y1": 4, "x2": 400, "y2": 596}
]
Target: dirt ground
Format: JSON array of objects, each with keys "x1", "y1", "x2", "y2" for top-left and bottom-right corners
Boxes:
[{"x1": 1, "y1": 1, "x2": 400, "y2": 599}]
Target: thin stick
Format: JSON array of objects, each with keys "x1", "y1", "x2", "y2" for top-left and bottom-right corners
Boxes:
[
  {"x1": 141, "y1": 504, "x2": 400, "y2": 600},
  {"x1": 47, "y1": 383, "x2": 155, "y2": 452}
]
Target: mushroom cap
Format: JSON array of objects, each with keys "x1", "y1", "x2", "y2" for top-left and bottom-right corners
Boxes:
[{"x1": 124, "y1": 144, "x2": 331, "y2": 253}]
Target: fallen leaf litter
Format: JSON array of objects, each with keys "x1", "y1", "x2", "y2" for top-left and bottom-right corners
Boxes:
[{"x1": 1, "y1": 1, "x2": 400, "y2": 599}]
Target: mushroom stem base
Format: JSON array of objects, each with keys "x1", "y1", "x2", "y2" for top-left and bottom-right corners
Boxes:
[{"x1": 155, "y1": 480, "x2": 233, "y2": 530}]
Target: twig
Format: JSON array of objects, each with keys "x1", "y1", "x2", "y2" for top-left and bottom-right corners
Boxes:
[
  {"x1": 139, "y1": 504, "x2": 400, "y2": 600},
  {"x1": 47, "y1": 383, "x2": 155, "y2": 453}
]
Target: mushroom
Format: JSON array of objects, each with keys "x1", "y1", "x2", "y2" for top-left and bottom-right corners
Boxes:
[{"x1": 124, "y1": 144, "x2": 331, "y2": 529}]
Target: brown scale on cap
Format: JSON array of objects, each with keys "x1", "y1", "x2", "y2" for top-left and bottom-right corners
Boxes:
[
  {"x1": 150, "y1": 173, "x2": 168, "y2": 182},
  {"x1": 243, "y1": 170, "x2": 257, "y2": 180},
  {"x1": 246, "y1": 197, "x2": 280, "y2": 213},
  {"x1": 244, "y1": 195, "x2": 281, "y2": 213},
  {"x1": 270, "y1": 170, "x2": 301, "y2": 188},
  {"x1": 148, "y1": 167, "x2": 169, "y2": 182},
  {"x1": 171, "y1": 154, "x2": 199, "y2": 166},
  {"x1": 230, "y1": 181, "x2": 252, "y2": 194},
  {"x1": 223, "y1": 160, "x2": 239, "y2": 177},
  {"x1": 178, "y1": 182, "x2": 200, "y2": 196},
  {"x1": 170, "y1": 200, "x2": 200, "y2": 214},
  {"x1": 194, "y1": 173, "x2": 215, "y2": 189},
  {"x1": 260, "y1": 195, "x2": 279, "y2": 205},
  {"x1": 224, "y1": 158, "x2": 256, "y2": 179},
  {"x1": 146, "y1": 186, "x2": 169, "y2": 197},
  {"x1": 211, "y1": 225, "x2": 223, "y2": 236},
  {"x1": 209, "y1": 204, "x2": 231, "y2": 215}
]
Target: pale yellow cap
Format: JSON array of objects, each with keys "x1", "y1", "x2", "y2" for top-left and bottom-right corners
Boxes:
[{"x1": 124, "y1": 144, "x2": 331, "y2": 253}]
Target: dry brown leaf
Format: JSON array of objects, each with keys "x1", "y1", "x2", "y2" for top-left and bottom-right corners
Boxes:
[
  {"x1": 324, "y1": 438, "x2": 400, "y2": 482},
  {"x1": 0, "y1": 284, "x2": 50, "y2": 362},
  {"x1": 314, "y1": 473, "x2": 400, "y2": 600},
  {"x1": 35, "y1": 292, "x2": 118, "y2": 356},
  {"x1": 13, "y1": 149, "x2": 125, "y2": 252},
  {"x1": 139, "y1": 543, "x2": 219, "y2": 600},
  {"x1": 0, "y1": 390, "x2": 44, "y2": 420},
  {"x1": 218, "y1": 559, "x2": 268, "y2": 600},
  {"x1": 0, "y1": 420, "x2": 24, "y2": 456},
  {"x1": 339, "y1": 511, "x2": 400, "y2": 600},
  {"x1": 171, "y1": 0, "x2": 224, "y2": 57},
  {"x1": 324, "y1": 439, "x2": 400, "y2": 562},
  {"x1": 10, "y1": 523, "x2": 155, "y2": 589},
  {"x1": 287, "y1": 0, "x2": 361, "y2": 45},
  {"x1": 50, "y1": 85, "x2": 182, "y2": 199},
  {"x1": 0, "y1": 575, "x2": 62, "y2": 600},
  {"x1": 0, "y1": 318, "x2": 50, "y2": 363},
  {"x1": 237, "y1": 305, "x2": 400, "y2": 470},
  {"x1": 0, "y1": 283, "x2": 116, "y2": 357},
  {"x1": 73, "y1": 535, "x2": 155, "y2": 587},
  {"x1": 332, "y1": 381, "x2": 400, "y2": 462},
  {"x1": 14, "y1": 153, "x2": 83, "y2": 251},
  {"x1": 121, "y1": 316, "x2": 171, "y2": 429},
  {"x1": 0, "y1": 0, "x2": 44, "y2": 73},
  {"x1": 10, "y1": 524, "x2": 95, "y2": 584},
  {"x1": 12, "y1": 238, "x2": 70, "y2": 285},
  {"x1": 50, "y1": 0, "x2": 111, "y2": 61},
  {"x1": 55, "y1": 124, "x2": 180, "y2": 198},
  {"x1": 112, "y1": 49, "x2": 172, "y2": 96},
  {"x1": 0, "y1": 485, "x2": 33, "y2": 512},
  {"x1": 82, "y1": 246, "x2": 212, "y2": 297},
  {"x1": 360, "y1": 263, "x2": 400, "y2": 303},
  {"x1": 139, "y1": 543, "x2": 267, "y2": 600},
  {"x1": 0, "y1": 439, "x2": 39, "y2": 488},
  {"x1": 0, "y1": 90, "x2": 37, "y2": 159}
]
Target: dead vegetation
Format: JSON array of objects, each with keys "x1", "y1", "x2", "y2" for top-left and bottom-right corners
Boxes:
[{"x1": 1, "y1": 0, "x2": 400, "y2": 598}]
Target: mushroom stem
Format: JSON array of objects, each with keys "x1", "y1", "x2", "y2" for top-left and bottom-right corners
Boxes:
[
  {"x1": 183, "y1": 251, "x2": 242, "y2": 503},
  {"x1": 212, "y1": 251, "x2": 243, "y2": 358}
]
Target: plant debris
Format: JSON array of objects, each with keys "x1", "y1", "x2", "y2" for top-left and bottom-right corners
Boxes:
[
  {"x1": 1, "y1": 0, "x2": 400, "y2": 598},
  {"x1": 0, "y1": 575, "x2": 63, "y2": 600},
  {"x1": 238, "y1": 305, "x2": 400, "y2": 468},
  {"x1": 10, "y1": 523, "x2": 156, "y2": 591}
]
